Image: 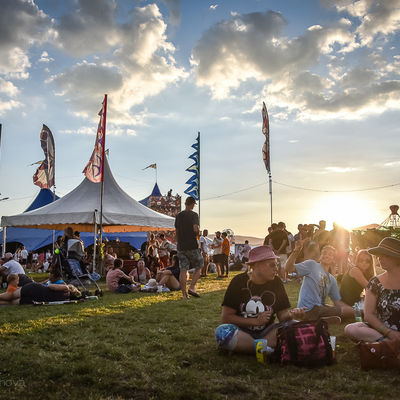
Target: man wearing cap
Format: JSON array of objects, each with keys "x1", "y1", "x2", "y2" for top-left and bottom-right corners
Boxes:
[
  {"x1": 215, "y1": 246, "x2": 305, "y2": 354},
  {"x1": 345, "y1": 237, "x2": 400, "y2": 343},
  {"x1": 174, "y1": 196, "x2": 203, "y2": 299}
]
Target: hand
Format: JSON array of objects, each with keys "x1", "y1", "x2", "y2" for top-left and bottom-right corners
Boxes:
[
  {"x1": 387, "y1": 330, "x2": 400, "y2": 342},
  {"x1": 289, "y1": 307, "x2": 307, "y2": 319},
  {"x1": 294, "y1": 240, "x2": 304, "y2": 251},
  {"x1": 254, "y1": 310, "x2": 273, "y2": 326}
]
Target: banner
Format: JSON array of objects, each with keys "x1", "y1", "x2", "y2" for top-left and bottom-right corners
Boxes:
[
  {"x1": 33, "y1": 124, "x2": 55, "y2": 189},
  {"x1": 184, "y1": 133, "x2": 199, "y2": 200},
  {"x1": 262, "y1": 101, "x2": 271, "y2": 173},
  {"x1": 83, "y1": 95, "x2": 107, "y2": 183}
]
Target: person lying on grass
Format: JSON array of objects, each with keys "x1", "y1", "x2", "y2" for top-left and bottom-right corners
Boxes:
[
  {"x1": 0, "y1": 281, "x2": 80, "y2": 305},
  {"x1": 215, "y1": 246, "x2": 306, "y2": 354},
  {"x1": 106, "y1": 258, "x2": 140, "y2": 294},
  {"x1": 345, "y1": 237, "x2": 400, "y2": 343}
]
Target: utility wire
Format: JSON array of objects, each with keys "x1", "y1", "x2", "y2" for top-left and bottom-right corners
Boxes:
[{"x1": 202, "y1": 180, "x2": 400, "y2": 200}]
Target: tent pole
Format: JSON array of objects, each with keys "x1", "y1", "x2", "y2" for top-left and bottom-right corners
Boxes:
[
  {"x1": 93, "y1": 209, "x2": 98, "y2": 274},
  {"x1": 2, "y1": 226, "x2": 6, "y2": 257},
  {"x1": 99, "y1": 179, "x2": 104, "y2": 275},
  {"x1": 52, "y1": 185, "x2": 56, "y2": 254}
]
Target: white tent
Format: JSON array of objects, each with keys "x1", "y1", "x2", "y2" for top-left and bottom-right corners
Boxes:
[{"x1": 1, "y1": 158, "x2": 175, "y2": 233}]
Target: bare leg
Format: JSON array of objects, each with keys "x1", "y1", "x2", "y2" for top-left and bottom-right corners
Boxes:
[
  {"x1": 179, "y1": 269, "x2": 188, "y2": 299},
  {"x1": 189, "y1": 268, "x2": 201, "y2": 293},
  {"x1": 344, "y1": 322, "x2": 382, "y2": 342},
  {"x1": 231, "y1": 329, "x2": 279, "y2": 354}
]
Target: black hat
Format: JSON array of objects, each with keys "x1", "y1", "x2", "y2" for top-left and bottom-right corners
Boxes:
[{"x1": 368, "y1": 237, "x2": 400, "y2": 259}]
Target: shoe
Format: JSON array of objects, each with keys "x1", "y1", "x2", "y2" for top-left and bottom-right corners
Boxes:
[
  {"x1": 320, "y1": 316, "x2": 342, "y2": 325},
  {"x1": 188, "y1": 289, "x2": 200, "y2": 298}
]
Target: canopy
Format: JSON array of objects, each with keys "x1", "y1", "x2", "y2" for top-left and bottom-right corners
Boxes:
[
  {"x1": 139, "y1": 183, "x2": 162, "y2": 206},
  {"x1": 1, "y1": 158, "x2": 175, "y2": 232}
]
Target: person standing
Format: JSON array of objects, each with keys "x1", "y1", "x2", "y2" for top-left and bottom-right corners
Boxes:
[
  {"x1": 157, "y1": 233, "x2": 170, "y2": 269},
  {"x1": 221, "y1": 232, "x2": 230, "y2": 278},
  {"x1": 200, "y1": 229, "x2": 211, "y2": 277},
  {"x1": 211, "y1": 231, "x2": 223, "y2": 278},
  {"x1": 20, "y1": 246, "x2": 28, "y2": 267},
  {"x1": 174, "y1": 196, "x2": 203, "y2": 299},
  {"x1": 265, "y1": 222, "x2": 288, "y2": 282}
]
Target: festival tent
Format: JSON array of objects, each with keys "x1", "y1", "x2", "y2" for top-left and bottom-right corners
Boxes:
[
  {"x1": 139, "y1": 183, "x2": 162, "y2": 206},
  {"x1": 0, "y1": 189, "x2": 63, "y2": 251},
  {"x1": 1, "y1": 157, "x2": 175, "y2": 234}
]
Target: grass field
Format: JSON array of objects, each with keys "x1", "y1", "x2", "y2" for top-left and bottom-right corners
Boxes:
[{"x1": 0, "y1": 272, "x2": 398, "y2": 400}]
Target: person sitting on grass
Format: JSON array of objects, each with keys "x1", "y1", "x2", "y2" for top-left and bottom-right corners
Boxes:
[
  {"x1": 42, "y1": 268, "x2": 65, "y2": 287},
  {"x1": 156, "y1": 255, "x2": 186, "y2": 291},
  {"x1": 106, "y1": 258, "x2": 139, "y2": 294},
  {"x1": 0, "y1": 280, "x2": 80, "y2": 305},
  {"x1": 129, "y1": 258, "x2": 151, "y2": 284},
  {"x1": 340, "y1": 249, "x2": 375, "y2": 318},
  {"x1": 344, "y1": 237, "x2": 400, "y2": 343},
  {"x1": 215, "y1": 246, "x2": 306, "y2": 355},
  {"x1": 285, "y1": 240, "x2": 348, "y2": 323}
]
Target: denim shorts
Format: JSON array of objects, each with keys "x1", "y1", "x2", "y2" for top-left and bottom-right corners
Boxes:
[{"x1": 177, "y1": 249, "x2": 203, "y2": 271}]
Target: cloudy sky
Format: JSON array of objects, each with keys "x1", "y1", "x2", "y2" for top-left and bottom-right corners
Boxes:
[{"x1": 1, "y1": 0, "x2": 400, "y2": 238}]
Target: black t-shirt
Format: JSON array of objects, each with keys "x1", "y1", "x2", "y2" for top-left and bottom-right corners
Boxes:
[
  {"x1": 174, "y1": 210, "x2": 199, "y2": 251},
  {"x1": 222, "y1": 272, "x2": 290, "y2": 334},
  {"x1": 268, "y1": 230, "x2": 288, "y2": 254},
  {"x1": 20, "y1": 282, "x2": 68, "y2": 304}
]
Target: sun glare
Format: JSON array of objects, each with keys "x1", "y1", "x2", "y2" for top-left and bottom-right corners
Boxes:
[{"x1": 309, "y1": 193, "x2": 377, "y2": 230}]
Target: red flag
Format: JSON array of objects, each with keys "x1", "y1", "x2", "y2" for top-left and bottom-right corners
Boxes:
[
  {"x1": 262, "y1": 101, "x2": 270, "y2": 173},
  {"x1": 83, "y1": 95, "x2": 107, "y2": 183},
  {"x1": 33, "y1": 124, "x2": 55, "y2": 189}
]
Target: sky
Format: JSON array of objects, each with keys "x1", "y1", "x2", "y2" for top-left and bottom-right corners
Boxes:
[{"x1": 1, "y1": 0, "x2": 400, "y2": 239}]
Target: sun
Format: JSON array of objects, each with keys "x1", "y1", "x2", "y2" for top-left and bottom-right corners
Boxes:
[{"x1": 308, "y1": 193, "x2": 378, "y2": 231}]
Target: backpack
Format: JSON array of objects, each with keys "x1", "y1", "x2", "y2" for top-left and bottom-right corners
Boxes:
[{"x1": 274, "y1": 320, "x2": 334, "y2": 367}]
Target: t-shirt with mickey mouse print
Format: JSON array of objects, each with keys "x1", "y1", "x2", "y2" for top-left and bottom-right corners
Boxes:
[{"x1": 222, "y1": 272, "x2": 291, "y2": 335}]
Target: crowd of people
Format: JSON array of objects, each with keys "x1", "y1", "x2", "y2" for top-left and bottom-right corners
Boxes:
[{"x1": 1, "y1": 201, "x2": 399, "y2": 368}]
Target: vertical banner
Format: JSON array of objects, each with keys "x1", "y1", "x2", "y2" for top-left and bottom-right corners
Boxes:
[
  {"x1": 33, "y1": 124, "x2": 55, "y2": 189},
  {"x1": 83, "y1": 95, "x2": 107, "y2": 182},
  {"x1": 184, "y1": 133, "x2": 199, "y2": 200},
  {"x1": 262, "y1": 101, "x2": 271, "y2": 173}
]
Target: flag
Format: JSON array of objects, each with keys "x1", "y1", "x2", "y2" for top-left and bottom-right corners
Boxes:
[
  {"x1": 142, "y1": 163, "x2": 157, "y2": 170},
  {"x1": 184, "y1": 133, "x2": 199, "y2": 200},
  {"x1": 83, "y1": 95, "x2": 107, "y2": 183},
  {"x1": 33, "y1": 124, "x2": 55, "y2": 189},
  {"x1": 262, "y1": 101, "x2": 271, "y2": 173}
]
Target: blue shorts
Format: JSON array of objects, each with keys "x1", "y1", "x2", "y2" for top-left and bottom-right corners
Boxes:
[{"x1": 177, "y1": 249, "x2": 203, "y2": 271}]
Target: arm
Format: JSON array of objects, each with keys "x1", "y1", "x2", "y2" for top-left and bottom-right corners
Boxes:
[
  {"x1": 193, "y1": 224, "x2": 200, "y2": 236},
  {"x1": 277, "y1": 239, "x2": 288, "y2": 254},
  {"x1": 364, "y1": 288, "x2": 400, "y2": 341},
  {"x1": 221, "y1": 305, "x2": 272, "y2": 329},
  {"x1": 277, "y1": 307, "x2": 307, "y2": 322},
  {"x1": 285, "y1": 240, "x2": 303, "y2": 273},
  {"x1": 47, "y1": 283, "x2": 69, "y2": 292},
  {"x1": 349, "y1": 267, "x2": 369, "y2": 288}
]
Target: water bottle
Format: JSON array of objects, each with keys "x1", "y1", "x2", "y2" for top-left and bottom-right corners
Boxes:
[
  {"x1": 85, "y1": 295, "x2": 98, "y2": 301},
  {"x1": 354, "y1": 302, "x2": 362, "y2": 322},
  {"x1": 255, "y1": 339, "x2": 274, "y2": 363}
]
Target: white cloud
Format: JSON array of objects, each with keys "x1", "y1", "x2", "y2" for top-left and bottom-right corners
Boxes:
[
  {"x1": 0, "y1": 77, "x2": 19, "y2": 97},
  {"x1": 210, "y1": 5, "x2": 218, "y2": 11},
  {"x1": 49, "y1": 4, "x2": 187, "y2": 126},
  {"x1": 38, "y1": 51, "x2": 54, "y2": 63},
  {"x1": 0, "y1": 98, "x2": 22, "y2": 115},
  {"x1": 325, "y1": 166, "x2": 361, "y2": 173},
  {"x1": 0, "y1": 0, "x2": 55, "y2": 77}
]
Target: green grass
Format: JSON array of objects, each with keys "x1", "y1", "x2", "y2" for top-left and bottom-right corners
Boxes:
[{"x1": 0, "y1": 272, "x2": 398, "y2": 400}]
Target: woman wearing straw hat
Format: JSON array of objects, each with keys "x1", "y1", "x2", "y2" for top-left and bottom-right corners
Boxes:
[
  {"x1": 215, "y1": 246, "x2": 306, "y2": 354},
  {"x1": 344, "y1": 237, "x2": 400, "y2": 342}
]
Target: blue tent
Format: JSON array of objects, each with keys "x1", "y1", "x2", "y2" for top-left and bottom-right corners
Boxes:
[
  {"x1": 139, "y1": 183, "x2": 162, "y2": 206},
  {"x1": 1, "y1": 188, "x2": 146, "y2": 251}
]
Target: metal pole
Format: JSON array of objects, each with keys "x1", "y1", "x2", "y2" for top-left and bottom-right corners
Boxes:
[
  {"x1": 2, "y1": 226, "x2": 6, "y2": 257},
  {"x1": 52, "y1": 185, "x2": 56, "y2": 254},
  {"x1": 198, "y1": 131, "x2": 200, "y2": 225},
  {"x1": 93, "y1": 210, "x2": 98, "y2": 274},
  {"x1": 269, "y1": 173, "x2": 273, "y2": 225}
]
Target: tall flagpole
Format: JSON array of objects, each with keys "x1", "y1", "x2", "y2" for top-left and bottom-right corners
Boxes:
[
  {"x1": 99, "y1": 94, "x2": 107, "y2": 275},
  {"x1": 262, "y1": 102, "x2": 272, "y2": 225},
  {"x1": 198, "y1": 131, "x2": 201, "y2": 225}
]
